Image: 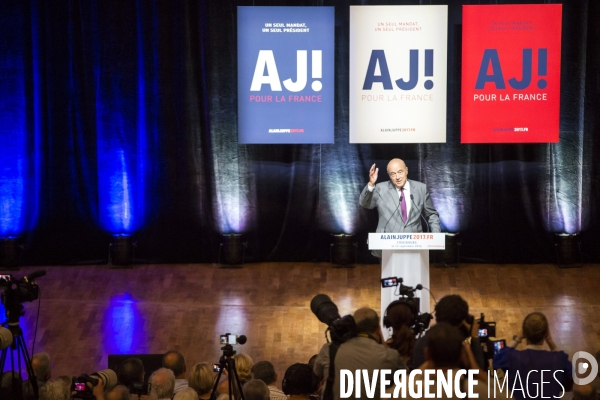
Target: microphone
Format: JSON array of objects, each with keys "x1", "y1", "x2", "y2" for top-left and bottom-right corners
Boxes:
[
  {"x1": 382, "y1": 195, "x2": 401, "y2": 233},
  {"x1": 22, "y1": 270, "x2": 46, "y2": 283},
  {"x1": 410, "y1": 194, "x2": 430, "y2": 232}
]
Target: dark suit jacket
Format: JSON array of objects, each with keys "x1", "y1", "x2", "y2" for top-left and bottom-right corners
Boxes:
[{"x1": 359, "y1": 179, "x2": 440, "y2": 239}]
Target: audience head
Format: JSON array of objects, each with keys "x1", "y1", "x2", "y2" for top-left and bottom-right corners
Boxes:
[
  {"x1": 163, "y1": 350, "x2": 186, "y2": 379},
  {"x1": 434, "y1": 295, "x2": 469, "y2": 326},
  {"x1": 523, "y1": 312, "x2": 549, "y2": 344},
  {"x1": 233, "y1": 353, "x2": 254, "y2": 383},
  {"x1": 118, "y1": 357, "x2": 145, "y2": 388},
  {"x1": 282, "y1": 363, "x2": 319, "y2": 396},
  {"x1": 149, "y1": 368, "x2": 176, "y2": 400},
  {"x1": 189, "y1": 363, "x2": 214, "y2": 396},
  {"x1": 174, "y1": 387, "x2": 200, "y2": 400},
  {"x1": 251, "y1": 361, "x2": 277, "y2": 386},
  {"x1": 39, "y1": 379, "x2": 70, "y2": 400},
  {"x1": 385, "y1": 301, "x2": 416, "y2": 357},
  {"x1": 307, "y1": 355, "x2": 318, "y2": 367},
  {"x1": 105, "y1": 384, "x2": 131, "y2": 400},
  {"x1": 425, "y1": 322, "x2": 463, "y2": 368},
  {"x1": 353, "y1": 308, "x2": 380, "y2": 335},
  {"x1": 32, "y1": 352, "x2": 52, "y2": 382},
  {"x1": 1, "y1": 371, "x2": 21, "y2": 400},
  {"x1": 243, "y1": 379, "x2": 271, "y2": 400}
]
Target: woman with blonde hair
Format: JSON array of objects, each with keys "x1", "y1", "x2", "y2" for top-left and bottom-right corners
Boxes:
[
  {"x1": 189, "y1": 363, "x2": 214, "y2": 399},
  {"x1": 217, "y1": 353, "x2": 254, "y2": 399}
]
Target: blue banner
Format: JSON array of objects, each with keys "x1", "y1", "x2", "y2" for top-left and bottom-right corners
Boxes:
[{"x1": 238, "y1": 7, "x2": 334, "y2": 144}]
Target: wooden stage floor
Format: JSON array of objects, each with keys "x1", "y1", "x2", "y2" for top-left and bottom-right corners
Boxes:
[{"x1": 2, "y1": 262, "x2": 599, "y2": 379}]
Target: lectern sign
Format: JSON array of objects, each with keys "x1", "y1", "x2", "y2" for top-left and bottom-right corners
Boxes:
[{"x1": 368, "y1": 233, "x2": 446, "y2": 250}]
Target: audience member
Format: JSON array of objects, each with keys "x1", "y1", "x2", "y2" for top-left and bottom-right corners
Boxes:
[
  {"x1": 243, "y1": 379, "x2": 271, "y2": 400},
  {"x1": 118, "y1": 357, "x2": 145, "y2": 388},
  {"x1": 412, "y1": 294, "x2": 485, "y2": 369},
  {"x1": 252, "y1": 361, "x2": 287, "y2": 400},
  {"x1": 307, "y1": 355, "x2": 318, "y2": 367},
  {"x1": 384, "y1": 300, "x2": 416, "y2": 368},
  {"x1": 493, "y1": 312, "x2": 572, "y2": 399},
  {"x1": 33, "y1": 352, "x2": 52, "y2": 387},
  {"x1": 105, "y1": 384, "x2": 131, "y2": 400},
  {"x1": 314, "y1": 307, "x2": 405, "y2": 400},
  {"x1": 1, "y1": 371, "x2": 21, "y2": 400},
  {"x1": 149, "y1": 368, "x2": 176, "y2": 400},
  {"x1": 573, "y1": 384, "x2": 598, "y2": 400},
  {"x1": 174, "y1": 386, "x2": 200, "y2": 400},
  {"x1": 400, "y1": 322, "x2": 502, "y2": 399},
  {"x1": 233, "y1": 353, "x2": 253, "y2": 384},
  {"x1": 22, "y1": 352, "x2": 53, "y2": 400},
  {"x1": 189, "y1": 362, "x2": 214, "y2": 399},
  {"x1": 163, "y1": 350, "x2": 188, "y2": 394},
  {"x1": 38, "y1": 379, "x2": 69, "y2": 400},
  {"x1": 283, "y1": 363, "x2": 319, "y2": 400},
  {"x1": 217, "y1": 353, "x2": 253, "y2": 398}
]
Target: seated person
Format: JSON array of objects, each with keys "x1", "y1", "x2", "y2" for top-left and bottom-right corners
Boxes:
[{"x1": 493, "y1": 312, "x2": 572, "y2": 399}]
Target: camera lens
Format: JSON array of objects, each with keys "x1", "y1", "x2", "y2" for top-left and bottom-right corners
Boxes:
[{"x1": 310, "y1": 294, "x2": 341, "y2": 326}]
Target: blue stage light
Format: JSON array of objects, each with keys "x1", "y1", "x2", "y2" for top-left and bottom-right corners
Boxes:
[
  {"x1": 104, "y1": 293, "x2": 146, "y2": 354},
  {"x1": 0, "y1": 53, "x2": 26, "y2": 238}
]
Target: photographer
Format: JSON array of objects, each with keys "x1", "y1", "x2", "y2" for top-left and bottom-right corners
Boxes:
[
  {"x1": 493, "y1": 312, "x2": 572, "y2": 400},
  {"x1": 384, "y1": 301, "x2": 416, "y2": 369},
  {"x1": 313, "y1": 307, "x2": 405, "y2": 400},
  {"x1": 412, "y1": 294, "x2": 485, "y2": 370}
]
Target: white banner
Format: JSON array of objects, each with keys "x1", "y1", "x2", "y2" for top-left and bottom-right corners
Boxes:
[
  {"x1": 350, "y1": 6, "x2": 448, "y2": 143},
  {"x1": 368, "y1": 232, "x2": 446, "y2": 250}
]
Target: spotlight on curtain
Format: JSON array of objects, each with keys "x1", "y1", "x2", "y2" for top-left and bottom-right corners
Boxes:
[
  {"x1": 219, "y1": 234, "x2": 246, "y2": 267},
  {"x1": 109, "y1": 235, "x2": 135, "y2": 267},
  {"x1": 435, "y1": 233, "x2": 460, "y2": 268},
  {"x1": 555, "y1": 233, "x2": 582, "y2": 268},
  {"x1": 330, "y1": 234, "x2": 357, "y2": 267},
  {"x1": 0, "y1": 237, "x2": 21, "y2": 269}
]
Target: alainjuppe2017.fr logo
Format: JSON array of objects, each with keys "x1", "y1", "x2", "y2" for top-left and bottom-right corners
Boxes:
[{"x1": 337, "y1": 352, "x2": 598, "y2": 399}]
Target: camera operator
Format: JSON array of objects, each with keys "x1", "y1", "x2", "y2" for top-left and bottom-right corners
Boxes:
[
  {"x1": 412, "y1": 294, "x2": 485, "y2": 370},
  {"x1": 384, "y1": 301, "x2": 416, "y2": 369},
  {"x1": 313, "y1": 307, "x2": 405, "y2": 400}
]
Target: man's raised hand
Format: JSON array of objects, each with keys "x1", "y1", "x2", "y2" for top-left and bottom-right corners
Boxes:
[{"x1": 369, "y1": 163, "x2": 378, "y2": 188}]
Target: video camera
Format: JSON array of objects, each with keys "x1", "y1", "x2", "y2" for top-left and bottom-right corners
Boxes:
[
  {"x1": 381, "y1": 277, "x2": 433, "y2": 337},
  {"x1": 475, "y1": 313, "x2": 505, "y2": 359},
  {"x1": 72, "y1": 369, "x2": 117, "y2": 400},
  {"x1": 310, "y1": 294, "x2": 356, "y2": 344}
]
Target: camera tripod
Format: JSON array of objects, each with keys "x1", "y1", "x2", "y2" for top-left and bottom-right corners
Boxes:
[
  {"x1": 210, "y1": 344, "x2": 246, "y2": 400},
  {"x1": 0, "y1": 303, "x2": 38, "y2": 400}
]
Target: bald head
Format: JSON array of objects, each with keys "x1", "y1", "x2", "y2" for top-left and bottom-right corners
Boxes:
[
  {"x1": 387, "y1": 158, "x2": 408, "y2": 189},
  {"x1": 354, "y1": 308, "x2": 380, "y2": 334},
  {"x1": 387, "y1": 158, "x2": 406, "y2": 170},
  {"x1": 163, "y1": 351, "x2": 186, "y2": 378},
  {"x1": 32, "y1": 352, "x2": 51, "y2": 382}
]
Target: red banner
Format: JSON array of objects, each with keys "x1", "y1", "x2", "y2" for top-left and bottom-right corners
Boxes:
[{"x1": 461, "y1": 4, "x2": 562, "y2": 143}]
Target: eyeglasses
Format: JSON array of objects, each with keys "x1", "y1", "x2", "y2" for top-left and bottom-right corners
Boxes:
[{"x1": 388, "y1": 170, "x2": 406, "y2": 178}]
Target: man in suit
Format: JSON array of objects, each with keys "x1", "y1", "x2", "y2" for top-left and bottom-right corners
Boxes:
[{"x1": 359, "y1": 158, "x2": 440, "y2": 256}]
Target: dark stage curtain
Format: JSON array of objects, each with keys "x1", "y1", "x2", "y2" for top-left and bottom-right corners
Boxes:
[{"x1": 1, "y1": 0, "x2": 598, "y2": 265}]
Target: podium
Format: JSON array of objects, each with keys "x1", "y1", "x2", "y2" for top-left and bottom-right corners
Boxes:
[{"x1": 368, "y1": 233, "x2": 445, "y2": 338}]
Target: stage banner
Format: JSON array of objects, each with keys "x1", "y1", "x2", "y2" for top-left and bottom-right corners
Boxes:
[
  {"x1": 237, "y1": 7, "x2": 334, "y2": 144},
  {"x1": 461, "y1": 4, "x2": 562, "y2": 143},
  {"x1": 349, "y1": 6, "x2": 448, "y2": 144}
]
